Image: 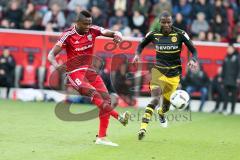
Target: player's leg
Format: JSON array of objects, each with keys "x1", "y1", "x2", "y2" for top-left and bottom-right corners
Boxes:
[
  {"x1": 92, "y1": 74, "x2": 130, "y2": 126},
  {"x1": 157, "y1": 74, "x2": 180, "y2": 127},
  {"x1": 157, "y1": 97, "x2": 170, "y2": 128},
  {"x1": 138, "y1": 68, "x2": 162, "y2": 140},
  {"x1": 138, "y1": 87, "x2": 161, "y2": 140},
  {"x1": 88, "y1": 72, "x2": 130, "y2": 146},
  {"x1": 68, "y1": 70, "x2": 118, "y2": 146}
]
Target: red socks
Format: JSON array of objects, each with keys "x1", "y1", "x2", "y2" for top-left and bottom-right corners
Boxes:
[{"x1": 91, "y1": 92, "x2": 119, "y2": 137}]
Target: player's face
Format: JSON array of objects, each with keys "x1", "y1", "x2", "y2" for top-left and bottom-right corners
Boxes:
[
  {"x1": 160, "y1": 16, "x2": 172, "y2": 34},
  {"x1": 76, "y1": 18, "x2": 92, "y2": 34}
]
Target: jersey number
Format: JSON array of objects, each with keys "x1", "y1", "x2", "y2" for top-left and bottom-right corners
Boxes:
[{"x1": 75, "y1": 78, "x2": 82, "y2": 86}]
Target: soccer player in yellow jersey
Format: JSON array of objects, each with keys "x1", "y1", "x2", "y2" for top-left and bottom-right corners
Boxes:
[{"x1": 133, "y1": 11, "x2": 199, "y2": 140}]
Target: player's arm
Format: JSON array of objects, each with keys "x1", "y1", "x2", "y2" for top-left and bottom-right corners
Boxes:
[
  {"x1": 48, "y1": 44, "x2": 62, "y2": 68},
  {"x1": 133, "y1": 32, "x2": 153, "y2": 63},
  {"x1": 181, "y1": 31, "x2": 199, "y2": 71},
  {"x1": 101, "y1": 30, "x2": 123, "y2": 44}
]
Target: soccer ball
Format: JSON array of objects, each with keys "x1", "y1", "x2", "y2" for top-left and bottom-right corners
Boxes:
[{"x1": 170, "y1": 90, "x2": 190, "y2": 110}]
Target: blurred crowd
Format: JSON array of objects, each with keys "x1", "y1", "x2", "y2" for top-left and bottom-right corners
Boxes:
[
  {"x1": 0, "y1": 0, "x2": 240, "y2": 42},
  {"x1": 181, "y1": 43, "x2": 240, "y2": 114}
]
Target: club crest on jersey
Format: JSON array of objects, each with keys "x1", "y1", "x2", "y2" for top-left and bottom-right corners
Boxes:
[
  {"x1": 171, "y1": 36, "x2": 177, "y2": 42},
  {"x1": 87, "y1": 34, "x2": 93, "y2": 41}
]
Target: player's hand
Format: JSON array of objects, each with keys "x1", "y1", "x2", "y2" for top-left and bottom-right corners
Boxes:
[
  {"x1": 113, "y1": 31, "x2": 122, "y2": 44},
  {"x1": 187, "y1": 59, "x2": 199, "y2": 73},
  {"x1": 132, "y1": 55, "x2": 140, "y2": 64},
  {"x1": 54, "y1": 63, "x2": 66, "y2": 73}
]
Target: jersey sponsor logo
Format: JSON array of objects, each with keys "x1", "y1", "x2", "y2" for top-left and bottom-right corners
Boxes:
[
  {"x1": 171, "y1": 36, "x2": 177, "y2": 42},
  {"x1": 75, "y1": 44, "x2": 93, "y2": 51},
  {"x1": 156, "y1": 45, "x2": 179, "y2": 51}
]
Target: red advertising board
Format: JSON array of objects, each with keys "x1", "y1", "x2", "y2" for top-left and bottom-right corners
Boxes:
[{"x1": 0, "y1": 29, "x2": 239, "y2": 79}]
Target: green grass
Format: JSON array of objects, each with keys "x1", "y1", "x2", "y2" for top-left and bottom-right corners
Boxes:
[{"x1": 0, "y1": 100, "x2": 240, "y2": 160}]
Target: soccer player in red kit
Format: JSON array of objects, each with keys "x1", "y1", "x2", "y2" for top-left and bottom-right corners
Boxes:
[{"x1": 48, "y1": 10, "x2": 130, "y2": 147}]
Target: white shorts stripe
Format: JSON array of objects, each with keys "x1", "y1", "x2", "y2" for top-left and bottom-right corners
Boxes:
[{"x1": 67, "y1": 75, "x2": 79, "y2": 90}]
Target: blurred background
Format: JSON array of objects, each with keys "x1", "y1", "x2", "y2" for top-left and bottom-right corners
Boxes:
[{"x1": 0, "y1": 0, "x2": 239, "y2": 114}]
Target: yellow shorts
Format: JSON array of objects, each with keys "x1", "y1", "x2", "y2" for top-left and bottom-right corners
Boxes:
[{"x1": 150, "y1": 67, "x2": 180, "y2": 101}]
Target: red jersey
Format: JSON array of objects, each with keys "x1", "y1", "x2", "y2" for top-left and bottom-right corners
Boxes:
[{"x1": 56, "y1": 25, "x2": 106, "y2": 72}]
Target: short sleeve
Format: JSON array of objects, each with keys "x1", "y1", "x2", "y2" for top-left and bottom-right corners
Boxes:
[
  {"x1": 56, "y1": 32, "x2": 68, "y2": 47},
  {"x1": 91, "y1": 25, "x2": 106, "y2": 36}
]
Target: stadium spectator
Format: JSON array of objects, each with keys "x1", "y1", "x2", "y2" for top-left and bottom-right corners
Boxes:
[
  {"x1": 192, "y1": 0, "x2": 213, "y2": 22},
  {"x1": 23, "y1": 2, "x2": 38, "y2": 21},
  {"x1": 42, "y1": 3, "x2": 66, "y2": 31},
  {"x1": 130, "y1": 29, "x2": 143, "y2": 37},
  {"x1": 190, "y1": 12, "x2": 209, "y2": 37},
  {"x1": 88, "y1": 0, "x2": 109, "y2": 16},
  {"x1": 21, "y1": 2, "x2": 43, "y2": 30},
  {"x1": 211, "y1": 67, "x2": 224, "y2": 113},
  {"x1": 114, "y1": 63, "x2": 135, "y2": 106},
  {"x1": 108, "y1": 9, "x2": 129, "y2": 32},
  {"x1": 132, "y1": 0, "x2": 151, "y2": 17},
  {"x1": 206, "y1": 31, "x2": 215, "y2": 41},
  {"x1": 0, "y1": 47, "x2": 16, "y2": 98},
  {"x1": 44, "y1": 22, "x2": 55, "y2": 32},
  {"x1": 129, "y1": 10, "x2": 146, "y2": 34},
  {"x1": 194, "y1": 31, "x2": 206, "y2": 41},
  {"x1": 48, "y1": 0, "x2": 67, "y2": 11},
  {"x1": 114, "y1": 0, "x2": 127, "y2": 13},
  {"x1": 222, "y1": 0, "x2": 235, "y2": 30},
  {"x1": 211, "y1": 0, "x2": 227, "y2": 21},
  {"x1": 0, "y1": 19, "x2": 10, "y2": 28},
  {"x1": 91, "y1": 6, "x2": 106, "y2": 27},
  {"x1": 67, "y1": 0, "x2": 89, "y2": 11},
  {"x1": 184, "y1": 66, "x2": 209, "y2": 112},
  {"x1": 20, "y1": 52, "x2": 39, "y2": 88},
  {"x1": 22, "y1": 19, "x2": 35, "y2": 30},
  {"x1": 232, "y1": 20, "x2": 240, "y2": 42},
  {"x1": 221, "y1": 43, "x2": 240, "y2": 115},
  {"x1": 149, "y1": 16, "x2": 161, "y2": 32},
  {"x1": 236, "y1": 35, "x2": 240, "y2": 43},
  {"x1": 152, "y1": 0, "x2": 172, "y2": 18},
  {"x1": 0, "y1": 0, "x2": 8, "y2": 18},
  {"x1": 0, "y1": 0, "x2": 8, "y2": 7},
  {"x1": 211, "y1": 14, "x2": 228, "y2": 41},
  {"x1": 30, "y1": 0, "x2": 48, "y2": 6},
  {"x1": 172, "y1": 0, "x2": 192, "y2": 24},
  {"x1": 173, "y1": 13, "x2": 187, "y2": 31},
  {"x1": 66, "y1": 5, "x2": 82, "y2": 28},
  {"x1": 4, "y1": 0, "x2": 23, "y2": 29},
  {"x1": 23, "y1": 2, "x2": 42, "y2": 23}
]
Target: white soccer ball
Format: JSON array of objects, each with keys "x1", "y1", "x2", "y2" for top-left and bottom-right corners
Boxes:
[{"x1": 170, "y1": 90, "x2": 190, "y2": 110}]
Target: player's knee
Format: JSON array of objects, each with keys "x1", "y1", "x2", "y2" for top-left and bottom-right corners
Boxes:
[
  {"x1": 101, "y1": 92, "x2": 111, "y2": 101},
  {"x1": 80, "y1": 87, "x2": 97, "y2": 98},
  {"x1": 150, "y1": 98, "x2": 160, "y2": 107}
]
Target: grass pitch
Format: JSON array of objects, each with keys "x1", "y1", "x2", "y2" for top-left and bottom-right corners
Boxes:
[{"x1": 0, "y1": 100, "x2": 240, "y2": 160}]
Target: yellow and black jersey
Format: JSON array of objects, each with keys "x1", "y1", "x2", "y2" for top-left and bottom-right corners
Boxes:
[{"x1": 136, "y1": 26, "x2": 198, "y2": 77}]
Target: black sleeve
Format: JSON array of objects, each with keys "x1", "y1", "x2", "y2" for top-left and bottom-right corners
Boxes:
[
  {"x1": 181, "y1": 32, "x2": 198, "y2": 61},
  {"x1": 136, "y1": 32, "x2": 154, "y2": 55}
]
